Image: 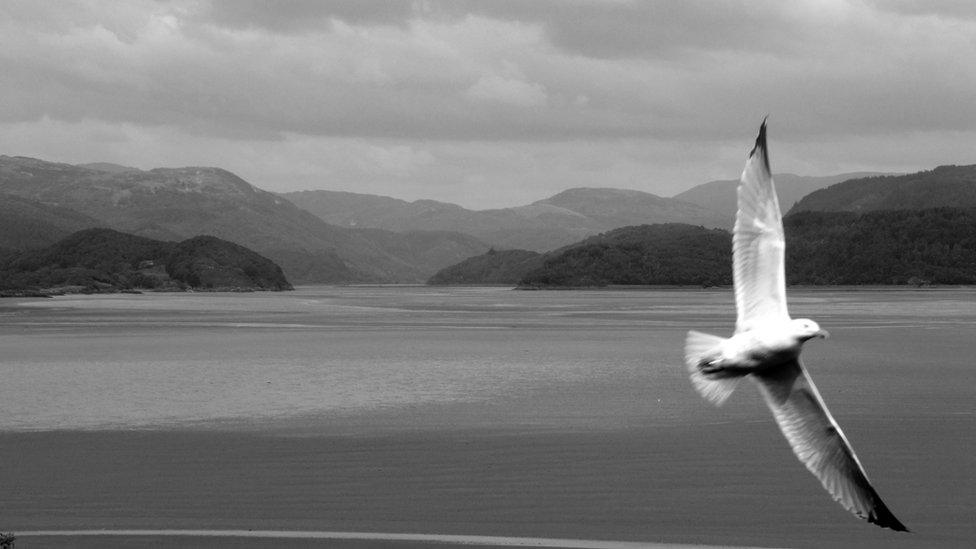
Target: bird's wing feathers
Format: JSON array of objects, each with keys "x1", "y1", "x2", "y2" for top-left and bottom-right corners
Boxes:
[
  {"x1": 754, "y1": 360, "x2": 908, "y2": 531},
  {"x1": 733, "y1": 122, "x2": 789, "y2": 332}
]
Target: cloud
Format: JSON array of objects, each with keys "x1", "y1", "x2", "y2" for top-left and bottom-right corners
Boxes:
[
  {"x1": 4, "y1": 0, "x2": 972, "y2": 143},
  {"x1": 2, "y1": 1, "x2": 976, "y2": 207}
]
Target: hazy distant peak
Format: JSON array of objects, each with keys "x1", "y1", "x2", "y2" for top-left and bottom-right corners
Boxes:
[
  {"x1": 537, "y1": 186, "x2": 714, "y2": 220},
  {"x1": 508, "y1": 202, "x2": 588, "y2": 219},
  {"x1": 290, "y1": 188, "x2": 408, "y2": 202},
  {"x1": 77, "y1": 162, "x2": 141, "y2": 174},
  {"x1": 411, "y1": 198, "x2": 463, "y2": 210},
  {"x1": 282, "y1": 184, "x2": 728, "y2": 252},
  {"x1": 538, "y1": 187, "x2": 664, "y2": 203}
]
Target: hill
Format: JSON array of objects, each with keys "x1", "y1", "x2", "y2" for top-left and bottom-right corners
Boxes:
[
  {"x1": 0, "y1": 156, "x2": 487, "y2": 283},
  {"x1": 430, "y1": 206, "x2": 976, "y2": 287},
  {"x1": 532, "y1": 187, "x2": 726, "y2": 229},
  {"x1": 784, "y1": 208, "x2": 976, "y2": 285},
  {"x1": 281, "y1": 187, "x2": 728, "y2": 252},
  {"x1": 518, "y1": 224, "x2": 733, "y2": 287},
  {"x1": 0, "y1": 193, "x2": 100, "y2": 250},
  {"x1": 789, "y1": 165, "x2": 976, "y2": 214},
  {"x1": 427, "y1": 249, "x2": 543, "y2": 285},
  {"x1": 674, "y1": 172, "x2": 886, "y2": 224},
  {"x1": 0, "y1": 228, "x2": 292, "y2": 295}
]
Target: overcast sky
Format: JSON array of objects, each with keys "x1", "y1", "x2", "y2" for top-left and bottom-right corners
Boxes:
[{"x1": 2, "y1": 1, "x2": 976, "y2": 208}]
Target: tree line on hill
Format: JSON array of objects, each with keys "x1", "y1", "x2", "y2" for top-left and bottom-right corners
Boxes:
[
  {"x1": 428, "y1": 207, "x2": 976, "y2": 287},
  {"x1": 784, "y1": 208, "x2": 976, "y2": 285}
]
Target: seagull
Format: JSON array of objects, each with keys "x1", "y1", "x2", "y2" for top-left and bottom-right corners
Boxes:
[{"x1": 683, "y1": 121, "x2": 908, "y2": 532}]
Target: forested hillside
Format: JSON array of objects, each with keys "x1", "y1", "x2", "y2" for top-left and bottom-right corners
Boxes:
[
  {"x1": 427, "y1": 249, "x2": 544, "y2": 285},
  {"x1": 0, "y1": 228, "x2": 292, "y2": 295},
  {"x1": 519, "y1": 224, "x2": 733, "y2": 287},
  {"x1": 790, "y1": 165, "x2": 976, "y2": 213},
  {"x1": 430, "y1": 208, "x2": 976, "y2": 287},
  {"x1": 784, "y1": 208, "x2": 976, "y2": 284}
]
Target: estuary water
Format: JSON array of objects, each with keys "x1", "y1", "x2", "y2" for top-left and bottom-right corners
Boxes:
[
  {"x1": 0, "y1": 286, "x2": 973, "y2": 432},
  {"x1": 0, "y1": 286, "x2": 974, "y2": 547}
]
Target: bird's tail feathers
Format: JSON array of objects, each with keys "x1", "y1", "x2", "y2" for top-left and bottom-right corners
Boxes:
[{"x1": 684, "y1": 330, "x2": 740, "y2": 406}]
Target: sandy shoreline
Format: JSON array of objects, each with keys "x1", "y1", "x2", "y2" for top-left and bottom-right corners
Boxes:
[
  {"x1": 1, "y1": 417, "x2": 968, "y2": 548},
  {"x1": 16, "y1": 530, "x2": 762, "y2": 549}
]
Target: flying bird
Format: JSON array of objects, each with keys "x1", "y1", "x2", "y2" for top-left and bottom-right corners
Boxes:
[{"x1": 683, "y1": 121, "x2": 908, "y2": 532}]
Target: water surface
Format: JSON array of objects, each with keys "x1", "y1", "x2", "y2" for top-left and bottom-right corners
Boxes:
[
  {"x1": 1, "y1": 286, "x2": 973, "y2": 547},
  {"x1": 1, "y1": 286, "x2": 973, "y2": 432}
]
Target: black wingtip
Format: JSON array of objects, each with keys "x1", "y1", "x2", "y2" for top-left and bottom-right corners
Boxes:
[
  {"x1": 868, "y1": 504, "x2": 910, "y2": 532},
  {"x1": 748, "y1": 118, "x2": 771, "y2": 174}
]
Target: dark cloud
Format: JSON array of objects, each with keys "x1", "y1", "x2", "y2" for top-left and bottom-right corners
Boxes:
[
  {"x1": 202, "y1": 0, "x2": 803, "y2": 59},
  {"x1": 451, "y1": 0, "x2": 804, "y2": 59}
]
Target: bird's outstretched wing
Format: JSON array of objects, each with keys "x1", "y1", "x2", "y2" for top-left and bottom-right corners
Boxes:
[
  {"x1": 733, "y1": 121, "x2": 789, "y2": 332},
  {"x1": 754, "y1": 360, "x2": 908, "y2": 531}
]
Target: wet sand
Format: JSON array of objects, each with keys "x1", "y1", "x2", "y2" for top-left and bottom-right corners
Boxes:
[{"x1": 2, "y1": 416, "x2": 972, "y2": 549}]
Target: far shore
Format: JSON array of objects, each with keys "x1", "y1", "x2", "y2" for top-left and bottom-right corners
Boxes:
[{"x1": 7, "y1": 283, "x2": 975, "y2": 298}]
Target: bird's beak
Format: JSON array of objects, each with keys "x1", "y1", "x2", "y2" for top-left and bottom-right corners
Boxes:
[{"x1": 815, "y1": 329, "x2": 830, "y2": 339}]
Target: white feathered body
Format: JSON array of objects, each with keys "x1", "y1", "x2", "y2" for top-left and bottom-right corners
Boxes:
[{"x1": 707, "y1": 324, "x2": 803, "y2": 373}]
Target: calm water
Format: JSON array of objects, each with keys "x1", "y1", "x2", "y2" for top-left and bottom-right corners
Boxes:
[
  {"x1": 0, "y1": 286, "x2": 974, "y2": 431},
  {"x1": 1, "y1": 286, "x2": 975, "y2": 547}
]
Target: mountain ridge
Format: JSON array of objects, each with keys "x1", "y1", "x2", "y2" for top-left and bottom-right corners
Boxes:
[
  {"x1": 282, "y1": 186, "x2": 729, "y2": 252},
  {"x1": 0, "y1": 155, "x2": 488, "y2": 283}
]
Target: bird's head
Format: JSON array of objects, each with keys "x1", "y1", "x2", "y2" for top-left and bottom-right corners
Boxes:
[{"x1": 791, "y1": 318, "x2": 829, "y2": 342}]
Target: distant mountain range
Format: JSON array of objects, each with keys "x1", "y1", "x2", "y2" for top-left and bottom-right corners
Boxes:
[
  {"x1": 281, "y1": 187, "x2": 729, "y2": 252},
  {"x1": 674, "y1": 172, "x2": 889, "y2": 222},
  {"x1": 0, "y1": 155, "x2": 487, "y2": 283},
  {"x1": 0, "y1": 228, "x2": 291, "y2": 296},
  {"x1": 283, "y1": 174, "x2": 890, "y2": 254},
  {"x1": 0, "y1": 192, "x2": 100, "y2": 250},
  {"x1": 429, "y1": 164, "x2": 976, "y2": 287},
  {"x1": 7, "y1": 150, "x2": 973, "y2": 286}
]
